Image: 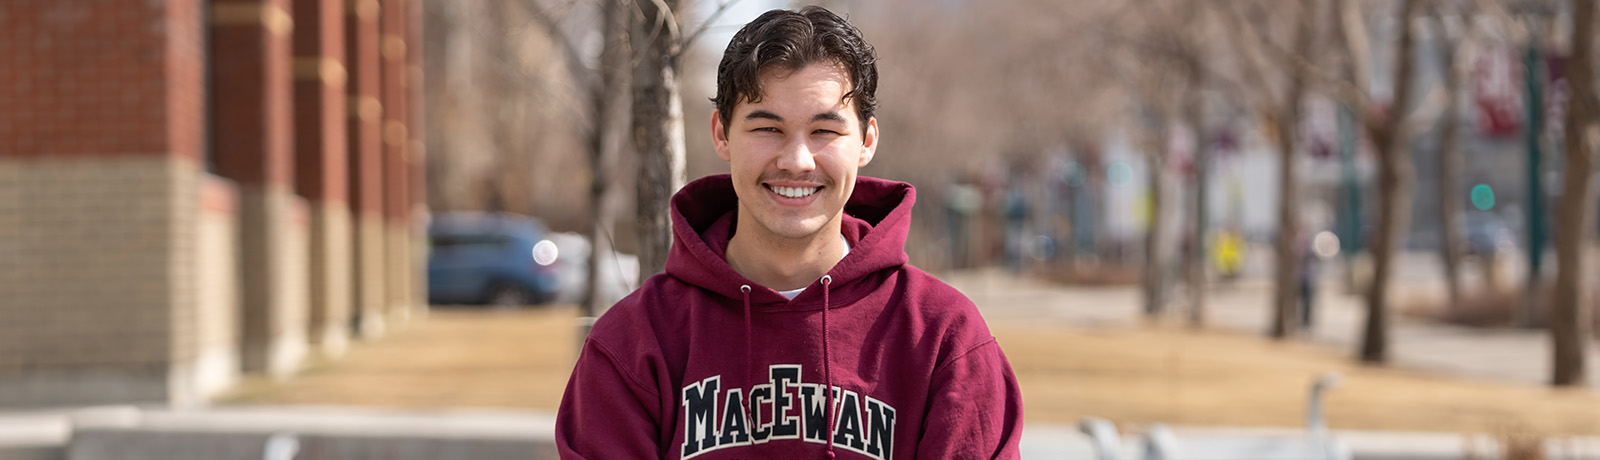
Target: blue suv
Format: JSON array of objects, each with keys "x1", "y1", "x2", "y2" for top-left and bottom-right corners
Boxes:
[{"x1": 427, "y1": 212, "x2": 564, "y2": 306}]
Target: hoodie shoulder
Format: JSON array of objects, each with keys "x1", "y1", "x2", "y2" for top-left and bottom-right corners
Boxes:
[
  {"x1": 892, "y1": 265, "x2": 997, "y2": 355},
  {"x1": 589, "y1": 273, "x2": 684, "y2": 342},
  {"x1": 587, "y1": 274, "x2": 696, "y2": 362},
  {"x1": 899, "y1": 265, "x2": 982, "y2": 312}
]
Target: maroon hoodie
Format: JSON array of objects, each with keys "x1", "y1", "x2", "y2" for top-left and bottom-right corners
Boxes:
[{"x1": 557, "y1": 175, "x2": 1023, "y2": 459}]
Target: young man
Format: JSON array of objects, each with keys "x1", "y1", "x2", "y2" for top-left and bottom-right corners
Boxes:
[{"x1": 557, "y1": 7, "x2": 1023, "y2": 459}]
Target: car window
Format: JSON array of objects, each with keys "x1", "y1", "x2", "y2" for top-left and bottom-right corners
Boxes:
[{"x1": 431, "y1": 234, "x2": 510, "y2": 250}]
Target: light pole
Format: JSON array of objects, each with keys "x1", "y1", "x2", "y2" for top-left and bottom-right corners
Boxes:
[{"x1": 1513, "y1": 2, "x2": 1554, "y2": 328}]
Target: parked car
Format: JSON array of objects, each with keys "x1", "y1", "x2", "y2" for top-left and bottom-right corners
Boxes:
[{"x1": 427, "y1": 212, "x2": 564, "y2": 306}]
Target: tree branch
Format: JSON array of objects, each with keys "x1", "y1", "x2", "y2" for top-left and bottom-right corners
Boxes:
[{"x1": 677, "y1": 0, "x2": 741, "y2": 57}]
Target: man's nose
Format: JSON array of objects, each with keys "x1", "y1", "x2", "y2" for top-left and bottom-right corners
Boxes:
[{"x1": 775, "y1": 137, "x2": 817, "y2": 172}]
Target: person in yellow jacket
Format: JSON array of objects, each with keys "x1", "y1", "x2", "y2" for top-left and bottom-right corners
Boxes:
[{"x1": 1213, "y1": 229, "x2": 1245, "y2": 281}]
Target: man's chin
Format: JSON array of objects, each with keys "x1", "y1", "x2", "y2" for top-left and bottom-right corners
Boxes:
[{"x1": 756, "y1": 217, "x2": 833, "y2": 242}]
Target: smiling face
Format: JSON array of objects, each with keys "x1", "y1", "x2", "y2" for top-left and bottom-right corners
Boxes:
[{"x1": 712, "y1": 62, "x2": 878, "y2": 244}]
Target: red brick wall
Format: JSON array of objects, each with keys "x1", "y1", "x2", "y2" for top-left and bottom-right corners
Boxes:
[
  {"x1": 169, "y1": 0, "x2": 207, "y2": 161},
  {"x1": 380, "y1": 0, "x2": 409, "y2": 225},
  {"x1": 210, "y1": 0, "x2": 295, "y2": 186},
  {"x1": 406, "y1": 0, "x2": 426, "y2": 219},
  {"x1": 346, "y1": 0, "x2": 383, "y2": 217},
  {"x1": 292, "y1": 0, "x2": 348, "y2": 203},
  {"x1": 0, "y1": 0, "x2": 204, "y2": 159}
]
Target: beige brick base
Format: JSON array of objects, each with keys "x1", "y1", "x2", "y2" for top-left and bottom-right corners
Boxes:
[
  {"x1": 413, "y1": 216, "x2": 429, "y2": 320},
  {"x1": 307, "y1": 203, "x2": 352, "y2": 357},
  {"x1": 186, "y1": 175, "x2": 241, "y2": 402},
  {"x1": 0, "y1": 156, "x2": 226, "y2": 407},
  {"x1": 385, "y1": 223, "x2": 415, "y2": 324},
  {"x1": 237, "y1": 185, "x2": 309, "y2": 379},
  {"x1": 352, "y1": 212, "x2": 387, "y2": 339}
]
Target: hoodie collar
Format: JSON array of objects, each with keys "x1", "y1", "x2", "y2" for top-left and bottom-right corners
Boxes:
[{"x1": 665, "y1": 174, "x2": 915, "y2": 307}]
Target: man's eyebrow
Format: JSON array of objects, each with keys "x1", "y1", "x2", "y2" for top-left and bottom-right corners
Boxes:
[
  {"x1": 744, "y1": 110, "x2": 783, "y2": 122},
  {"x1": 811, "y1": 112, "x2": 848, "y2": 124}
]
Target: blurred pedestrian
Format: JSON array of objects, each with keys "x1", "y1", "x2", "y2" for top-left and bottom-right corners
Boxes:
[
  {"x1": 1298, "y1": 227, "x2": 1321, "y2": 330},
  {"x1": 945, "y1": 177, "x2": 981, "y2": 269},
  {"x1": 1002, "y1": 183, "x2": 1030, "y2": 273},
  {"x1": 1213, "y1": 227, "x2": 1244, "y2": 281},
  {"x1": 556, "y1": 7, "x2": 1023, "y2": 459}
]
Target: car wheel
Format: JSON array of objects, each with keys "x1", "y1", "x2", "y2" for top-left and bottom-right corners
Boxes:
[{"x1": 485, "y1": 283, "x2": 533, "y2": 307}]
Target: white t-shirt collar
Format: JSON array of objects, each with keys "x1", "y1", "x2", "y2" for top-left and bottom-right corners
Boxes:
[{"x1": 777, "y1": 234, "x2": 850, "y2": 300}]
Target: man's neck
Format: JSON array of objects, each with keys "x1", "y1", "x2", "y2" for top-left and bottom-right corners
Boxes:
[{"x1": 725, "y1": 217, "x2": 847, "y2": 292}]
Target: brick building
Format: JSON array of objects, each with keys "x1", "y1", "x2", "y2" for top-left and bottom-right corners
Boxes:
[{"x1": 0, "y1": 0, "x2": 425, "y2": 406}]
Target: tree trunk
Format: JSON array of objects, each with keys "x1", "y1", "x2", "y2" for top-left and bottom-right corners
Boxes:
[
  {"x1": 1361, "y1": 0, "x2": 1420, "y2": 364},
  {"x1": 632, "y1": 0, "x2": 687, "y2": 279},
  {"x1": 1187, "y1": 77, "x2": 1210, "y2": 328},
  {"x1": 1272, "y1": 107, "x2": 1303, "y2": 339},
  {"x1": 1436, "y1": 28, "x2": 1466, "y2": 309},
  {"x1": 1550, "y1": 0, "x2": 1596, "y2": 387},
  {"x1": 585, "y1": 0, "x2": 631, "y2": 323},
  {"x1": 1364, "y1": 133, "x2": 1413, "y2": 363},
  {"x1": 1271, "y1": 3, "x2": 1317, "y2": 339},
  {"x1": 1144, "y1": 126, "x2": 1170, "y2": 316}
]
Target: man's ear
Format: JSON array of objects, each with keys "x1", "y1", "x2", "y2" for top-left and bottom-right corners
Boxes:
[
  {"x1": 859, "y1": 117, "x2": 878, "y2": 167},
  {"x1": 712, "y1": 110, "x2": 732, "y2": 162}
]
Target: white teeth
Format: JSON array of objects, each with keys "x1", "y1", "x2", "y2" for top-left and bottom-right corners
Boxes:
[{"x1": 771, "y1": 185, "x2": 819, "y2": 199}]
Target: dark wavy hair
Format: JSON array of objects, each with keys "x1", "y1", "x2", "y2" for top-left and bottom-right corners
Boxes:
[{"x1": 713, "y1": 6, "x2": 878, "y2": 134}]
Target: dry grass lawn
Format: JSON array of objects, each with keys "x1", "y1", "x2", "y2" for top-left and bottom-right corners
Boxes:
[{"x1": 223, "y1": 306, "x2": 1600, "y2": 438}]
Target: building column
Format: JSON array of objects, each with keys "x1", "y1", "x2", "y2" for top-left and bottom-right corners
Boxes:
[
  {"x1": 210, "y1": 0, "x2": 309, "y2": 378},
  {"x1": 292, "y1": 0, "x2": 352, "y2": 357},
  {"x1": 0, "y1": 0, "x2": 228, "y2": 406},
  {"x1": 347, "y1": 0, "x2": 388, "y2": 338},
  {"x1": 380, "y1": 0, "x2": 415, "y2": 323},
  {"x1": 407, "y1": 0, "x2": 429, "y2": 315}
]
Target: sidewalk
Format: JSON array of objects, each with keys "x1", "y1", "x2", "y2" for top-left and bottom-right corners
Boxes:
[{"x1": 942, "y1": 261, "x2": 1600, "y2": 386}]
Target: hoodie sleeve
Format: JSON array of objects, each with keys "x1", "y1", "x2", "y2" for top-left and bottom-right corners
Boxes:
[
  {"x1": 556, "y1": 337, "x2": 665, "y2": 459},
  {"x1": 916, "y1": 338, "x2": 1024, "y2": 459}
]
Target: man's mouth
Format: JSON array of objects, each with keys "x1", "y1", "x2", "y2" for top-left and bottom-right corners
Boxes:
[{"x1": 766, "y1": 184, "x2": 821, "y2": 199}]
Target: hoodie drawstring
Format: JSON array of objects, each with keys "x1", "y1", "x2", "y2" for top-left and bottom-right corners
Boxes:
[
  {"x1": 820, "y1": 275, "x2": 835, "y2": 459},
  {"x1": 740, "y1": 284, "x2": 756, "y2": 434},
  {"x1": 740, "y1": 278, "x2": 836, "y2": 459}
]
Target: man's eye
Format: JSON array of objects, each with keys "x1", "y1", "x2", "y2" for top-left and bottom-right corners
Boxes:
[
  {"x1": 753, "y1": 127, "x2": 780, "y2": 133},
  {"x1": 814, "y1": 129, "x2": 842, "y2": 136}
]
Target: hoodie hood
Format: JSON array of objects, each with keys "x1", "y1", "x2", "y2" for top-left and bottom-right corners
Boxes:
[{"x1": 665, "y1": 174, "x2": 914, "y2": 306}]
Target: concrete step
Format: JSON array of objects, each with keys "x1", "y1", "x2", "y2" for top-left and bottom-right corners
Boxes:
[
  {"x1": 1022, "y1": 423, "x2": 1600, "y2": 460},
  {"x1": 11, "y1": 406, "x2": 559, "y2": 460},
  {"x1": 0, "y1": 410, "x2": 68, "y2": 460}
]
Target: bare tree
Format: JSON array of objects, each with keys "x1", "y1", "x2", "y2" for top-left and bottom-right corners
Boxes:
[
  {"x1": 1429, "y1": 2, "x2": 1473, "y2": 309},
  {"x1": 1226, "y1": 0, "x2": 1425, "y2": 353},
  {"x1": 1338, "y1": 0, "x2": 1423, "y2": 363},
  {"x1": 1549, "y1": 0, "x2": 1596, "y2": 386},
  {"x1": 631, "y1": 0, "x2": 687, "y2": 278},
  {"x1": 1141, "y1": 107, "x2": 1174, "y2": 316},
  {"x1": 513, "y1": 0, "x2": 635, "y2": 330},
  {"x1": 631, "y1": 0, "x2": 738, "y2": 278},
  {"x1": 587, "y1": 0, "x2": 633, "y2": 323},
  {"x1": 1176, "y1": 7, "x2": 1217, "y2": 328},
  {"x1": 1221, "y1": 0, "x2": 1321, "y2": 338},
  {"x1": 1273, "y1": 2, "x2": 1319, "y2": 339},
  {"x1": 1101, "y1": 2, "x2": 1191, "y2": 317}
]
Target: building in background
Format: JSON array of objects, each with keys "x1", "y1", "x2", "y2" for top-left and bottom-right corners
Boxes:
[{"x1": 0, "y1": 0, "x2": 425, "y2": 407}]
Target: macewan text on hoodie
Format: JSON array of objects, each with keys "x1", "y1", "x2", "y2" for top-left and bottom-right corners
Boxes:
[{"x1": 556, "y1": 175, "x2": 1024, "y2": 459}]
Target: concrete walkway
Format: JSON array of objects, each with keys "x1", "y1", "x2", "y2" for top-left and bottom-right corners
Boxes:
[{"x1": 943, "y1": 257, "x2": 1600, "y2": 386}]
